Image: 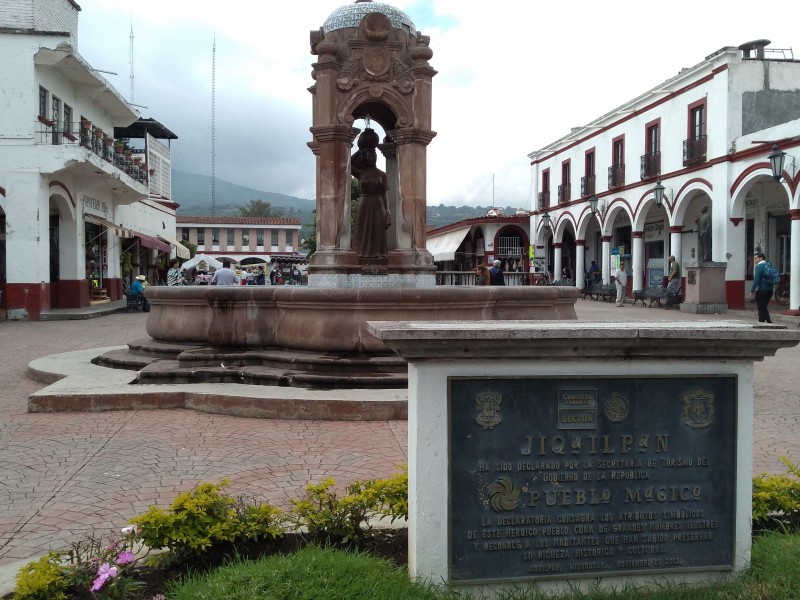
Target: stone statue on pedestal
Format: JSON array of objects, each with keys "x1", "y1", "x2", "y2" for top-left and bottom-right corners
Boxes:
[{"x1": 351, "y1": 128, "x2": 391, "y2": 262}]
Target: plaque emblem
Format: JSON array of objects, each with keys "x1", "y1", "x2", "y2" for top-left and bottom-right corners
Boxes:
[
  {"x1": 604, "y1": 392, "x2": 630, "y2": 423},
  {"x1": 474, "y1": 390, "x2": 503, "y2": 429},
  {"x1": 682, "y1": 389, "x2": 715, "y2": 428},
  {"x1": 487, "y1": 477, "x2": 521, "y2": 511}
]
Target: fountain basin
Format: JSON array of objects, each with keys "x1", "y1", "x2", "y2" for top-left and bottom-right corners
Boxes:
[{"x1": 145, "y1": 285, "x2": 579, "y2": 353}]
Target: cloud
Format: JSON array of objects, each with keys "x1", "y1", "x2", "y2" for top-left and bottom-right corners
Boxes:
[{"x1": 76, "y1": 0, "x2": 798, "y2": 207}]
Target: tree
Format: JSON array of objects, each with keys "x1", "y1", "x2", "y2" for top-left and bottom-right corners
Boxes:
[{"x1": 239, "y1": 199, "x2": 274, "y2": 217}]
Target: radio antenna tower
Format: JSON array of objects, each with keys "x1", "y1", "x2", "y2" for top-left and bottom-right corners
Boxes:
[
  {"x1": 211, "y1": 35, "x2": 217, "y2": 215},
  {"x1": 129, "y1": 19, "x2": 135, "y2": 103}
]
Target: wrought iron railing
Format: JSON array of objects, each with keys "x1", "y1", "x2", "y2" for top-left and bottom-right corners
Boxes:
[
  {"x1": 538, "y1": 191, "x2": 550, "y2": 210},
  {"x1": 608, "y1": 164, "x2": 625, "y2": 188},
  {"x1": 640, "y1": 152, "x2": 660, "y2": 179},
  {"x1": 683, "y1": 135, "x2": 707, "y2": 165},
  {"x1": 580, "y1": 175, "x2": 595, "y2": 197},
  {"x1": 35, "y1": 120, "x2": 150, "y2": 185},
  {"x1": 557, "y1": 184, "x2": 571, "y2": 204}
]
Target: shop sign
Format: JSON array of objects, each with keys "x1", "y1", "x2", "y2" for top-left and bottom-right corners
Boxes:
[
  {"x1": 644, "y1": 220, "x2": 664, "y2": 242},
  {"x1": 82, "y1": 195, "x2": 109, "y2": 217}
]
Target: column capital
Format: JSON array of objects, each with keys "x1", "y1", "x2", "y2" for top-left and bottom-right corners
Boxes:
[
  {"x1": 601, "y1": 236, "x2": 612, "y2": 243},
  {"x1": 390, "y1": 127, "x2": 437, "y2": 146},
  {"x1": 575, "y1": 239, "x2": 585, "y2": 247},
  {"x1": 669, "y1": 226, "x2": 684, "y2": 234},
  {"x1": 309, "y1": 124, "x2": 359, "y2": 144},
  {"x1": 553, "y1": 243, "x2": 562, "y2": 249},
  {"x1": 790, "y1": 209, "x2": 800, "y2": 221},
  {"x1": 632, "y1": 231, "x2": 644, "y2": 239}
]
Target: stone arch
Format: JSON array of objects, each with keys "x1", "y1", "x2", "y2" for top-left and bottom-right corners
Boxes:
[
  {"x1": 671, "y1": 178, "x2": 713, "y2": 228},
  {"x1": 337, "y1": 86, "x2": 412, "y2": 131},
  {"x1": 730, "y1": 164, "x2": 790, "y2": 218},
  {"x1": 600, "y1": 199, "x2": 633, "y2": 236}
]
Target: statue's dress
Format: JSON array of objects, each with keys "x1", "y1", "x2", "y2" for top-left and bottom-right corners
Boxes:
[{"x1": 353, "y1": 169, "x2": 388, "y2": 259}]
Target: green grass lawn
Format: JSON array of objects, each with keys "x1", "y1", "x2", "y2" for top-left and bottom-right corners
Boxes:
[{"x1": 166, "y1": 531, "x2": 800, "y2": 600}]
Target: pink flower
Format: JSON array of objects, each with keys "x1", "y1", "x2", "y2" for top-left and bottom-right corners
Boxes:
[
  {"x1": 116, "y1": 551, "x2": 135, "y2": 565},
  {"x1": 91, "y1": 562, "x2": 118, "y2": 591}
]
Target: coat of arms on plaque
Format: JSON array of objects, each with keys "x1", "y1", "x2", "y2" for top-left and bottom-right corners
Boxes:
[
  {"x1": 475, "y1": 390, "x2": 503, "y2": 429},
  {"x1": 681, "y1": 389, "x2": 715, "y2": 428}
]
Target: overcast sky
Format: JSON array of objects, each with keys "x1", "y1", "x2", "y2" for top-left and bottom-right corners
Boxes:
[{"x1": 76, "y1": 0, "x2": 797, "y2": 208}]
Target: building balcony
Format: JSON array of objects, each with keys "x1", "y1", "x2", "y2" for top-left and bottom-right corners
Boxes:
[
  {"x1": 580, "y1": 175, "x2": 595, "y2": 197},
  {"x1": 35, "y1": 120, "x2": 151, "y2": 199},
  {"x1": 608, "y1": 164, "x2": 625, "y2": 189},
  {"x1": 640, "y1": 152, "x2": 661, "y2": 179},
  {"x1": 683, "y1": 136, "x2": 707, "y2": 165},
  {"x1": 538, "y1": 191, "x2": 550, "y2": 210},
  {"x1": 557, "y1": 184, "x2": 571, "y2": 204}
]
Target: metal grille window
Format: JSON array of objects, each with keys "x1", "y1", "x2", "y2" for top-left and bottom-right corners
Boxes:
[
  {"x1": 39, "y1": 87, "x2": 48, "y2": 118},
  {"x1": 63, "y1": 104, "x2": 73, "y2": 134},
  {"x1": 497, "y1": 236, "x2": 523, "y2": 257},
  {"x1": 271, "y1": 229, "x2": 279, "y2": 246},
  {"x1": 197, "y1": 229, "x2": 205, "y2": 244}
]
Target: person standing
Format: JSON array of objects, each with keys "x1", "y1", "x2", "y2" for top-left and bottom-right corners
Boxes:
[
  {"x1": 750, "y1": 252, "x2": 773, "y2": 323},
  {"x1": 474, "y1": 265, "x2": 490, "y2": 286},
  {"x1": 614, "y1": 260, "x2": 627, "y2": 307},
  {"x1": 167, "y1": 259, "x2": 183, "y2": 286},
  {"x1": 667, "y1": 255, "x2": 680, "y2": 285},
  {"x1": 210, "y1": 259, "x2": 240, "y2": 286},
  {"x1": 489, "y1": 259, "x2": 505, "y2": 286}
]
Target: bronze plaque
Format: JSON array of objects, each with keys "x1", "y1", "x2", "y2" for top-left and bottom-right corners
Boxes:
[
  {"x1": 687, "y1": 270, "x2": 697, "y2": 285},
  {"x1": 448, "y1": 376, "x2": 736, "y2": 583}
]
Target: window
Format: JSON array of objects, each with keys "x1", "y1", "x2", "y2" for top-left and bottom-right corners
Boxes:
[
  {"x1": 684, "y1": 99, "x2": 707, "y2": 165},
  {"x1": 197, "y1": 229, "x2": 205, "y2": 244},
  {"x1": 226, "y1": 229, "x2": 234, "y2": 245},
  {"x1": 39, "y1": 87, "x2": 48, "y2": 118},
  {"x1": 581, "y1": 149, "x2": 595, "y2": 196},
  {"x1": 286, "y1": 230, "x2": 293, "y2": 246},
  {"x1": 181, "y1": 228, "x2": 190, "y2": 241},
  {"x1": 539, "y1": 169, "x2": 550, "y2": 209},
  {"x1": 558, "y1": 161, "x2": 571, "y2": 203},
  {"x1": 242, "y1": 230, "x2": 250, "y2": 246},
  {"x1": 256, "y1": 231, "x2": 264, "y2": 246},
  {"x1": 63, "y1": 104, "x2": 73, "y2": 134},
  {"x1": 50, "y1": 96, "x2": 61, "y2": 144},
  {"x1": 609, "y1": 136, "x2": 625, "y2": 188},
  {"x1": 641, "y1": 119, "x2": 660, "y2": 179},
  {"x1": 211, "y1": 228, "x2": 220, "y2": 244},
  {"x1": 271, "y1": 229, "x2": 279, "y2": 246}
]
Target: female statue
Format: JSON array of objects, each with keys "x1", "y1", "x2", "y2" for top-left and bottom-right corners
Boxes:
[{"x1": 351, "y1": 128, "x2": 391, "y2": 260}]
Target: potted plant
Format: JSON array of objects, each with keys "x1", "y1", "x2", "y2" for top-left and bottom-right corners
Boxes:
[
  {"x1": 95, "y1": 128, "x2": 103, "y2": 139},
  {"x1": 124, "y1": 149, "x2": 132, "y2": 159},
  {"x1": 80, "y1": 118, "x2": 91, "y2": 130},
  {"x1": 114, "y1": 141, "x2": 124, "y2": 153}
]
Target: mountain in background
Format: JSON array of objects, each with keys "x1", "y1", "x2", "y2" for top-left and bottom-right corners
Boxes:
[{"x1": 171, "y1": 170, "x2": 527, "y2": 231}]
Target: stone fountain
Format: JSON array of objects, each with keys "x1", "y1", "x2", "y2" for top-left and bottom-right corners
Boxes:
[{"x1": 99, "y1": 0, "x2": 578, "y2": 391}]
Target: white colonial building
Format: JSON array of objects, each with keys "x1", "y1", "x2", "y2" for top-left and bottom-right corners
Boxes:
[
  {"x1": 0, "y1": 0, "x2": 179, "y2": 320},
  {"x1": 529, "y1": 40, "x2": 800, "y2": 311}
]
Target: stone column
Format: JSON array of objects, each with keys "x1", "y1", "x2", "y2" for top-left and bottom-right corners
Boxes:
[
  {"x1": 601, "y1": 235, "x2": 612, "y2": 284},
  {"x1": 388, "y1": 127, "x2": 437, "y2": 273},
  {"x1": 669, "y1": 226, "x2": 683, "y2": 272},
  {"x1": 308, "y1": 125, "x2": 360, "y2": 273},
  {"x1": 632, "y1": 230, "x2": 644, "y2": 291},
  {"x1": 553, "y1": 243, "x2": 562, "y2": 280},
  {"x1": 575, "y1": 240, "x2": 585, "y2": 290},
  {"x1": 378, "y1": 138, "x2": 399, "y2": 253},
  {"x1": 789, "y1": 209, "x2": 800, "y2": 312}
]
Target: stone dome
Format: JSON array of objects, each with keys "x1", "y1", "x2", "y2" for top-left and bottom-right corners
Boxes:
[{"x1": 322, "y1": 0, "x2": 417, "y2": 36}]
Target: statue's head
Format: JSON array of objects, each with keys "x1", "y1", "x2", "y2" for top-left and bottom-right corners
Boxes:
[{"x1": 357, "y1": 127, "x2": 379, "y2": 151}]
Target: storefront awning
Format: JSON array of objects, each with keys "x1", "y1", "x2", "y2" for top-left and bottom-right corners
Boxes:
[
  {"x1": 85, "y1": 216, "x2": 133, "y2": 238},
  {"x1": 426, "y1": 227, "x2": 470, "y2": 262},
  {"x1": 157, "y1": 234, "x2": 190, "y2": 259},
  {"x1": 133, "y1": 232, "x2": 171, "y2": 253}
]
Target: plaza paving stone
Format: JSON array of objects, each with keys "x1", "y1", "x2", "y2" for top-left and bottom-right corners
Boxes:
[{"x1": 0, "y1": 299, "x2": 798, "y2": 585}]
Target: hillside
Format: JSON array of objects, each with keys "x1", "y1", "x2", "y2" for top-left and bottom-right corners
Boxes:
[{"x1": 171, "y1": 170, "x2": 525, "y2": 231}]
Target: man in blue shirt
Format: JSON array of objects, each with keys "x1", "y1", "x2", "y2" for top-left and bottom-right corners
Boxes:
[
  {"x1": 489, "y1": 260, "x2": 505, "y2": 286},
  {"x1": 750, "y1": 252, "x2": 773, "y2": 323}
]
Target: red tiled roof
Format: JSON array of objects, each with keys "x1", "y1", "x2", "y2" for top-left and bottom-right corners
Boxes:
[{"x1": 177, "y1": 216, "x2": 302, "y2": 226}]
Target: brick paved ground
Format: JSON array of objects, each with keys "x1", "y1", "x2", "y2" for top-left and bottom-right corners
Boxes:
[{"x1": 0, "y1": 300, "x2": 798, "y2": 574}]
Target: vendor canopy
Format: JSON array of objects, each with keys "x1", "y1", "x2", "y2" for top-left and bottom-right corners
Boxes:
[{"x1": 180, "y1": 254, "x2": 223, "y2": 271}]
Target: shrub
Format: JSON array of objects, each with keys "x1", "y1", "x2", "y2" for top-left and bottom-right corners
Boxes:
[
  {"x1": 752, "y1": 456, "x2": 800, "y2": 529},
  {"x1": 13, "y1": 552, "x2": 69, "y2": 600},
  {"x1": 131, "y1": 480, "x2": 283, "y2": 557}
]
